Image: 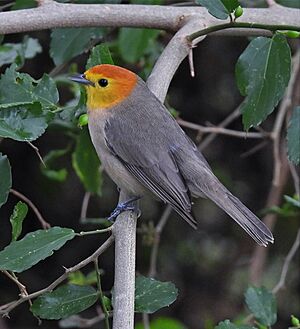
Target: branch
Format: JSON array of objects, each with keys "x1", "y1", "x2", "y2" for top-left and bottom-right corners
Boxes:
[
  {"x1": 0, "y1": 235, "x2": 114, "y2": 316},
  {"x1": 272, "y1": 228, "x2": 300, "y2": 294},
  {"x1": 177, "y1": 118, "x2": 270, "y2": 139},
  {"x1": 9, "y1": 188, "x2": 51, "y2": 229},
  {"x1": 0, "y1": 2, "x2": 299, "y2": 36},
  {"x1": 112, "y1": 191, "x2": 138, "y2": 329}
]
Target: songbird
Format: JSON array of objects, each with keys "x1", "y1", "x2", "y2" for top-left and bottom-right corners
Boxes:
[{"x1": 70, "y1": 64, "x2": 274, "y2": 247}]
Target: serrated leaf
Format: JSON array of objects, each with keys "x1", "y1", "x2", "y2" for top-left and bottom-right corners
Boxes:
[
  {"x1": 135, "y1": 276, "x2": 178, "y2": 313},
  {"x1": 118, "y1": 28, "x2": 160, "y2": 63},
  {"x1": 50, "y1": 28, "x2": 104, "y2": 66},
  {"x1": 86, "y1": 44, "x2": 114, "y2": 69},
  {"x1": 10, "y1": 201, "x2": 28, "y2": 241},
  {"x1": 41, "y1": 148, "x2": 69, "y2": 182},
  {"x1": 0, "y1": 153, "x2": 12, "y2": 208},
  {"x1": 31, "y1": 284, "x2": 98, "y2": 320},
  {"x1": 236, "y1": 34, "x2": 291, "y2": 130},
  {"x1": 245, "y1": 286, "x2": 277, "y2": 326},
  {"x1": 0, "y1": 102, "x2": 53, "y2": 141},
  {"x1": 0, "y1": 37, "x2": 42, "y2": 68},
  {"x1": 0, "y1": 65, "x2": 59, "y2": 109},
  {"x1": 72, "y1": 127, "x2": 101, "y2": 195},
  {"x1": 0, "y1": 227, "x2": 75, "y2": 273},
  {"x1": 215, "y1": 320, "x2": 255, "y2": 329},
  {"x1": 195, "y1": 0, "x2": 240, "y2": 20},
  {"x1": 287, "y1": 106, "x2": 300, "y2": 165}
]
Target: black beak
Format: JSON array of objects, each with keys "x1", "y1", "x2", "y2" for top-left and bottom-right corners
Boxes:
[{"x1": 69, "y1": 74, "x2": 95, "y2": 87}]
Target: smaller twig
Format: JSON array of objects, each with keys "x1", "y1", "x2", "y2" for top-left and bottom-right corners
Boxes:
[
  {"x1": 0, "y1": 2, "x2": 15, "y2": 11},
  {"x1": 149, "y1": 205, "x2": 172, "y2": 278},
  {"x1": 94, "y1": 258, "x2": 110, "y2": 329},
  {"x1": 10, "y1": 189, "x2": 51, "y2": 229},
  {"x1": 76, "y1": 227, "x2": 113, "y2": 237},
  {"x1": 2, "y1": 271, "x2": 26, "y2": 294},
  {"x1": 142, "y1": 313, "x2": 151, "y2": 329},
  {"x1": 177, "y1": 118, "x2": 269, "y2": 139},
  {"x1": 188, "y1": 48, "x2": 195, "y2": 77},
  {"x1": 288, "y1": 162, "x2": 300, "y2": 197},
  {"x1": 240, "y1": 140, "x2": 270, "y2": 158},
  {"x1": 272, "y1": 228, "x2": 300, "y2": 294},
  {"x1": 265, "y1": 0, "x2": 277, "y2": 7},
  {"x1": 80, "y1": 192, "x2": 91, "y2": 221},
  {"x1": 27, "y1": 142, "x2": 45, "y2": 166}
]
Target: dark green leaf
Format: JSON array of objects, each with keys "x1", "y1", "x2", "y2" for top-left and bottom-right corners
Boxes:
[
  {"x1": 245, "y1": 286, "x2": 277, "y2": 326},
  {"x1": 135, "y1": 276, "x2": 178, "y2": 313},
  {"x1": 31, "y1": 284, "x2": 98, "y2": 320},
  {"x1": 0, "y1": 102, "x2": 53, "y2": 141},
  {"x1": 50, "y1": 28, "x2": 104, "y2": 66},
  {"x1": 236, "y1": 34, "x2": 291, "y2": 130},
  {"x1": 275, "y1": 0, "x2": 300, "y2": 8},
  {"x1": 0, "y1": 153, "x2": 12, "y2": 208},
  {"x1": 72, "y1": 127, "x2": 102, "y2": 195},
  {"x1": 287, "y1": 106, "x2": 300, "y2": 165},
  {"x1": 12, "y1": 0, "x2": 36, "y2": 9},
  {"x1": 10, "y1": 201, "x2": 28, "y2": 241},
  {"x1": 215, "y1": 320, "x2": 255, "y2": 329},
  {"x1": 41, "y1": 148, "x2": 69, "y2": 182},
  {"x1": 195, "y1": 0, "x2": 240, "y2": 20},
  {"x1": 86, "y1": 44, "x2": 114, "y2": 69},
  {"x1": 0, "y1": 227, "x2": 75, "y2": 272},
  {"x1": 0, "y1": 37, "x2": 42, "y2": 67},
  {"x1": 0, "y1": 65, "x2": 59, "y2": 108},
  {"x1": 118, "y1": 28, "x2": 160, "y2": 63}
]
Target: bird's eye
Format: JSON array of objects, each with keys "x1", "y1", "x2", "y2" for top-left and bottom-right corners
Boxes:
[{"x1": 98, "y1": 78, "x2": 108, "y2": 87}]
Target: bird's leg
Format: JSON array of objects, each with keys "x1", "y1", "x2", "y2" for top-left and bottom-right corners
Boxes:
[{"x1": 108, "y1": 196, "x2": 141, "y2": 222}]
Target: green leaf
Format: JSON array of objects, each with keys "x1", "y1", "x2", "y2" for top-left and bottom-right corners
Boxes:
[
  {"x1": 0, "y1": 227, "x2": 75, "y2": 273},
  {"x1": 118, "y1": 28, "x2": 160, "y2": 63},
  {"x1": 86, "y1": 44, "x2": 114, "y2": 69},
  {"x1": 275, "y1": 0, "x2": 300, "y2": 8},
  {"x1": 0, "y1": 65, "x2": 59, "y2": 108},
  {"x1": 68, "y1": 270, "x2": 98, "y2": 286},
  {"x1": 50, "y1": 28, "x2": 104, "y2": 66},
  {"x1": 287, "y1": 106, "x2": 300, "y2": 165},
  {"x1": 10, "y1": 201, "x2": 28, "y2": 241},
  {"x1": 31, "y1": 284, "x2": 98, "y2": 320},
  {"x1": 134, "y1": 276, "x2": 178, "y2": 313},
  {"x1": 135, "y1": 317, "x2": 187, "y2": 329},
  {"x1": 41, "y1": 148, "x2": 69, "y2": 182},
  {"x1": 0, "y1": 37, "x2": 42, "y2": 68},
  {"x1": 215, "y1": 320, "x2": 255, "y2": 329},
  {"x1": 195, "y1": 0, "x2": 240, "y2": 20},
  {"x1": 0, "y1": 153, "x2": 12, "y2": 208},
  {"x1": 245, "y1": 286, "x2": 277, "y2": 326},
  {"x1": 72, "y1": 127, "x2": 102, "y2": 195},
  {"x1": 236, "y1": 34, "x2": 291, "y2": 130},
  {"x1": 0, "y1": 102, "x2": 53, "y2": 141},
  {"x1": 12, "y1": 0, "x2": 36, "y2": 9}
]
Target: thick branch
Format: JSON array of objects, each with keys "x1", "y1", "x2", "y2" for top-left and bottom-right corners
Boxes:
[{"x1": 0, "y1": 3, "x2": 299, "y2": 35}]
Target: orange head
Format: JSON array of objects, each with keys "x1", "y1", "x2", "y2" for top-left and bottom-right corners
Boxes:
[{"x1": 70, "y1": 64, "x2": 137, "y2": 110}]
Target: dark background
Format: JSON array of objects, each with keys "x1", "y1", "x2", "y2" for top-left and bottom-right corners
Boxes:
[{"x1": 0, "y1": 2, "x2": 299, "y2": 328}]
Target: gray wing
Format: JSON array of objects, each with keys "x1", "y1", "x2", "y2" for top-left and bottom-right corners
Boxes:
[{"x1": 104, "y1": 79, "x2": 198, "y2": 228}]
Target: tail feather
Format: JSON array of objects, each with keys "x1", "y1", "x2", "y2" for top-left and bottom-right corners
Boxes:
[{"x1": 204, "y1": 187, "x2": 274, "y2": 246}]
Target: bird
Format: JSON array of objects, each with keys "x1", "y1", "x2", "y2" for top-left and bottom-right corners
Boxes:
[{"x1": 70, "y1": 64, "x2": 274, "y2": 247}]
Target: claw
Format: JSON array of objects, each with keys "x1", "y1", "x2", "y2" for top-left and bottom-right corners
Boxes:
[{"x1": 108, "y1": 196, "x2": 141, "y2": 221}]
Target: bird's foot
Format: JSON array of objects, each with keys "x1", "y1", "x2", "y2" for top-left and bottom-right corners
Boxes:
[{"x1": 107, "y1": 196, "x2": 141, "y2": 222}]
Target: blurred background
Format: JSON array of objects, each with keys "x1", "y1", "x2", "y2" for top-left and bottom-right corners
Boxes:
[{"x1": 0, "y1": 0, "x2": 299, "y2": 328}]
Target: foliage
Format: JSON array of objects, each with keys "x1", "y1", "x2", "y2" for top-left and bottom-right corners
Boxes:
[{"x1": 0, "y1": 1, "x2": 299, "y2": 328}]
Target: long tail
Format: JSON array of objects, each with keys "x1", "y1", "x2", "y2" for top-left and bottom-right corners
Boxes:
[{"x1": 202, "y1": 183, "x2": 273, "y2": 246}]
